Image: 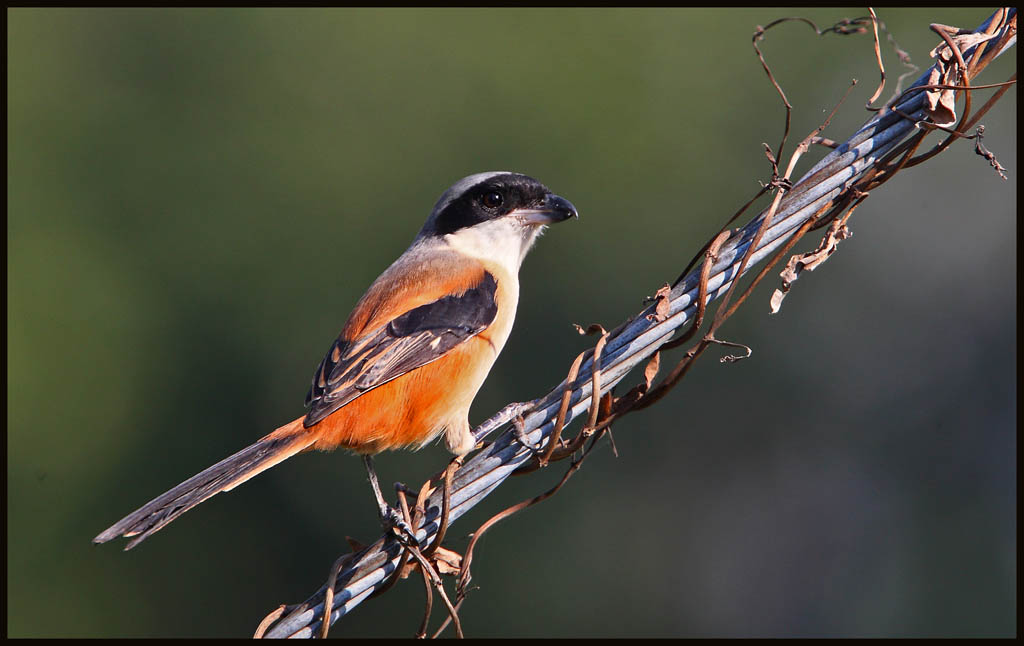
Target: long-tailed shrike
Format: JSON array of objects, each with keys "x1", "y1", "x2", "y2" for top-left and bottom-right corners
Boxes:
[{"x1": 94, "y1": 171, "x2": 577, "y2": 549}]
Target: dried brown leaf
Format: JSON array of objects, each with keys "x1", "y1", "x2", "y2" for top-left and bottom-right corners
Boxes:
[
  {"x1": 770, "y1": 222, "x2": 852, "y2": 314},
  {"x1": 923, "y1": 66, "x2": 958, "y2": 127},
  {"x1": 643, "y1": 351, "x2": 661, "y2": 390},
  {"x1": 924, "y1": 29, "x2": 997, "y2": 127},
  {"x1": 432, "y1": 546, "x2": 463, "y2": 576},
  {"x1": 646, "y1": 284, "x2": 672, "y2": 322},
  {"x1": 768, "y1": 287, "x2": 788, "y2": 315}
]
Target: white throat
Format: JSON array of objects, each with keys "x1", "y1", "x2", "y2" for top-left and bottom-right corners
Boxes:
[{"x1": 441, "y1": 217, "x2": 545, "y2": 276}]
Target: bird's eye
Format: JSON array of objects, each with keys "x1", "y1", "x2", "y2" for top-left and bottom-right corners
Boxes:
[{"x1": 481, "y1": 191, "x2": 504, "y2": 209}]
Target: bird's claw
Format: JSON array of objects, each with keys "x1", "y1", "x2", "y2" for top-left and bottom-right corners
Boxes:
[
  {"x1": 379, "y1": 503, "x2": 420, "y2": 547},
  {"x1": 511, "y1": 415, "x2": 543, "y2": 453},
  {"x1": 474, "y1": 398, "x2": 544, "y2": 446}
]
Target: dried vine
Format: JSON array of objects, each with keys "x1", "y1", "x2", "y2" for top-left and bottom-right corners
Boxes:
[{"x1": 257, "y1": 8, "x2": 1016, "y2": 638}]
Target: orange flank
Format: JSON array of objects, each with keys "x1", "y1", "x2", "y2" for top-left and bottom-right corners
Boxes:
[{"x1": 309, "y1": 335, "x2": 494, "y2": 454}]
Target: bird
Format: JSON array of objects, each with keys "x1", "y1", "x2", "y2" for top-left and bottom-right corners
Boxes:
[{"x1": 93, "y1": 171, "x2": 578, "y2": 550}]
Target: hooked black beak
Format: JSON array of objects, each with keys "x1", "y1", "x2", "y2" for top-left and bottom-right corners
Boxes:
[{"x1": 514, "y1": 193, "x2": 579, "y2": 226}]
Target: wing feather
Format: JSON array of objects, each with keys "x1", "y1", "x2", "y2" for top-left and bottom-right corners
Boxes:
[{"x1": 303, "y1": 272, "x2": 498, "y2": 427}]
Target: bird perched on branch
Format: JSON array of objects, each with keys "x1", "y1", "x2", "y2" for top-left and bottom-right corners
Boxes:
[{"x1": 94, "y1": 172, "x2": 578, "y2": 550}]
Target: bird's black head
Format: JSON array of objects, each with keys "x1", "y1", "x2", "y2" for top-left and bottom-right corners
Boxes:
[{"x1": 421, "y1": 172, "x2": 577, "y2": 237}]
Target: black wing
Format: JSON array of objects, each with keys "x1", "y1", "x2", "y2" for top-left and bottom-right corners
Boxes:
[{"x1": 303, "y1": 273, "x2": 498, "y2": 427}]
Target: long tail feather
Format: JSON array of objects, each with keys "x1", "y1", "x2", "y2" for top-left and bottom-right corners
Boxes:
[{"x1": 93, "y1": 417, "x2": 314, "y2": 550}]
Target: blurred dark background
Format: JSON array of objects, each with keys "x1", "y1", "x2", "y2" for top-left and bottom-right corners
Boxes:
[{"x1": 7, "y1": 8, "x2": 1015, "y2": 638}]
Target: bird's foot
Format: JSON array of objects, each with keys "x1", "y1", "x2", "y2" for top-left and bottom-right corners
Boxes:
[
  {"x1": 378, "y1": 502, "x2": 420, "y2": 548},
  {"x1": 473, "y1": 398, "x2": 544, "y2": 444},
  {"x1": 511, "y1": 413, "x2": 543, "y2": 453}
]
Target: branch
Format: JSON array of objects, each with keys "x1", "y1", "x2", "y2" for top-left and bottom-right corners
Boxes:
[{"x1": 260, "y1": 8, "x2": 1016, "y2": 638}]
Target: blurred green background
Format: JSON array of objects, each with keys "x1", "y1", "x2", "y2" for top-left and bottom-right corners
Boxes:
[{"x1": 7, "y1": 8, "x2": 1016, "y2": 638}]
